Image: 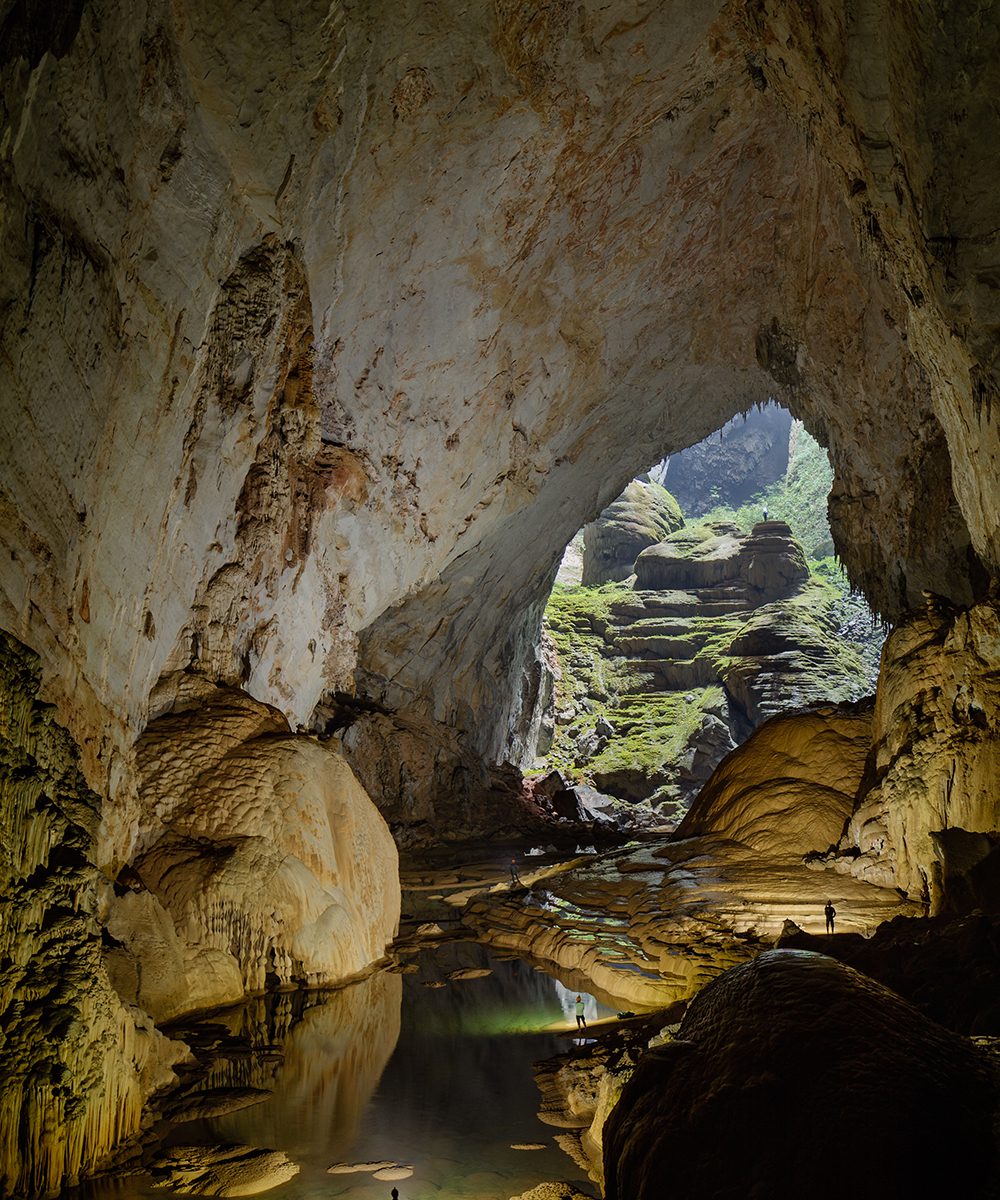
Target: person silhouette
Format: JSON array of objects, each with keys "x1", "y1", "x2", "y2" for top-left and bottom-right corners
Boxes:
[
  {"x1": 825, "y1": 900, "x2": 836, "y2": 934},
  {"x1": 391, "y1": 1189, "x2": 399, "y2": 1200}
]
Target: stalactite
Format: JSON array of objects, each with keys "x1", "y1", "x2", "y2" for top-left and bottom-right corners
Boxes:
[{"x1": 0, "y1": 633, "x2": 180, "y2": 1197}]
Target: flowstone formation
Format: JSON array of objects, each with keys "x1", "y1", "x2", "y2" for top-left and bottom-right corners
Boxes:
[
  {"x1": 0, "y1": 635, "x2": 184, "y2": 1198},
  {"x1": 541, "y1": 520, "x2": 870, "y2": 815},
  {"x1": 603, "y1": 951, "x2": 999, "y2": 1200},
  {"x1": 110, "y1": 679, "x2": 401, "y2": 1021}
]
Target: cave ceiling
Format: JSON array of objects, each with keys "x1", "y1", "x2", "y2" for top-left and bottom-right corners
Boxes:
[{"x1": 0, "y1": 0, "x2": 997, "y2": 815}]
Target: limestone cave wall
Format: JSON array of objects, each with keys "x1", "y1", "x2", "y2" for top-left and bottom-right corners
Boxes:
[{"x1": 1, "y1": 2, "x2": 1000, "y2": 1191}]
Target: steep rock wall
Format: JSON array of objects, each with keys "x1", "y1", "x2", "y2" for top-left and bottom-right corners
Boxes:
[
  {"x1": 0, "y1": 633, "x2": 184, "y2": 1198},
  {"x1": 1, "y1": 0, "x2": 994, "y2": 821},
  {"x1": 838, "y1": 599, "x2": 1000, "y2": 909}
]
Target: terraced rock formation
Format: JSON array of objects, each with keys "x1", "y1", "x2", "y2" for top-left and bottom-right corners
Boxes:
[
  {"x1": 580, "y1": 479, "x2": 683, "y2": 586},
  {"x1": 542, "y1": 522, "x2": 870, "y2": 815}
]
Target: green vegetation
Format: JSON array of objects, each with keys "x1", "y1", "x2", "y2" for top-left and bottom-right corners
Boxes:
[
  {"x1": 699, "y1": 423, "x2": 835, "y2": 558},
  {"x1": 537, "y1": 421, "x2": 886, "y2": 813}
]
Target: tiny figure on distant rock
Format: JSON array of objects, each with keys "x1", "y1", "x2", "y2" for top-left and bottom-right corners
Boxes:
[
  {"x1": 762, "y1": 504, "x2": 769, "y2": 521},
  {"x1": 825, "y1": 900, "x2": 836, "y2": 934},
  {"x1": 575, "y1": 995, "x2": 587, "y2": 1029},
  {"x1": 509, "y1": 856, "x2": 521, "y2": 886}
]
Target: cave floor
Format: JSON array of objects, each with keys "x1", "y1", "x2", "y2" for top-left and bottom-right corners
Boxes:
[
  {"x1": 439, "y1": 834, "x2": 923, "y2": 1010},
  {"x1": 74, "y1": 838, "x2": 921, "y2": 1199}
]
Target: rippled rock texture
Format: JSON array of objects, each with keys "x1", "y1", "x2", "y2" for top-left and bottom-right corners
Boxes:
[
  {"x1": 678, "y1": 701, "x2": 873, "y2": 856},
  {"x1": 603, "y1": 950, "x2": 999, "y2": 1200},
  {"x1": 108, "y1": 680, "x2": 400, "y2": 1019}
]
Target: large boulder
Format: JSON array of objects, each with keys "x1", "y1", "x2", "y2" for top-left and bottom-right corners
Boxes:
[
  {"x1": 604, "y1": 950, "x2": 998, "y2": 1200},
  {"x1": 677, "y1": 702, "x2": 873, "y2": 856},
  {"x1": 581, "y1": 480, "x2": 683, "y2": 586},
  {"x1": 107, "y1": 681, "x2": 400, "y2": 1019},
  {"x1": 634, "y1": 521, "x2": 745, "y2": 591}
]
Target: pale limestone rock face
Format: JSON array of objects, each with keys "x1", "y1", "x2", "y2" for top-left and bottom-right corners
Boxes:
[
  {"x1": 679, "y1": 703, "x2": 872, "y2": 856},
  {"x1": 840, "y1": 600, "x2": 1000, "y2": 909},
  {"x1": 1, "y1": 0, "x2": 995, "y2": 838},
  {"x1": 114, "y1": 685, "x2": 401, "y2": 1016}
]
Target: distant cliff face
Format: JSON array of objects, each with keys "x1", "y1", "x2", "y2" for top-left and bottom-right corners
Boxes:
[{"x1": 662, "y1": 404, "x2": 792, "y2": 518}]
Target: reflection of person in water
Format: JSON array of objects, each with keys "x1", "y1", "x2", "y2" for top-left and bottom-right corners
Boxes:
[{"x1": 575, "y1": 995, "x2": 587, "y2": 1029}]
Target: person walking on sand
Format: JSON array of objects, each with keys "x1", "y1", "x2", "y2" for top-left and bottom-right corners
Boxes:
[
  {"x1": 575, "y1": 995, "x2": 587, "y2": 1030},
  {"x1": 509, "y1": 856, "x2": 521, "y2": 886},
  {"x1": 825, "y1": 900, "x2": 836, "y2": 934}
]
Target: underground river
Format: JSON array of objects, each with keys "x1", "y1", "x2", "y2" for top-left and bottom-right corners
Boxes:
[{"x1": 75, "y1": 939, "x2": 612, "y2": 1199}]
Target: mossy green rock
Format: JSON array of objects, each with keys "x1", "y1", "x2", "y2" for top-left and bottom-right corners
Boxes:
[
  {"x1": 581, "y1": 480, "x2": 684, "y2": 585},
  {"x1": 540, "y1": 523, "x2": 874, "y2": 816}
]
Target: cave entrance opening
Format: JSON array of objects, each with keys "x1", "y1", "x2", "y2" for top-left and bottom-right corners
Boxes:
[{"x1": 526, "y1": 401, "x2": 885, "y2": 830}]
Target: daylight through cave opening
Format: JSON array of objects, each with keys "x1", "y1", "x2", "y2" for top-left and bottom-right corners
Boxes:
[{"x1": 2, "y1": 1, "x2": 1000, "y2": 1196}]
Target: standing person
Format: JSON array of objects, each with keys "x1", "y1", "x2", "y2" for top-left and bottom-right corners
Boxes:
[
  {"x1": 509, "y1": 856, "x2": 521, "y2": 886},
  {"x1": 825, "y1": 900, "x2": 836, "y2": 934},
  {"x1": 575, "y1": 995, "x2": 586, "y2": 1030},
  {"x1": 762, "y1": 504, "x2": 769, "y2": 521}
]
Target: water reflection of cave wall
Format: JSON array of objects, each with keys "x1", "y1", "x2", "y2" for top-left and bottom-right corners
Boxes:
[{"x1": 204, "y1": 972, "x2": 402, "y2": 1155}]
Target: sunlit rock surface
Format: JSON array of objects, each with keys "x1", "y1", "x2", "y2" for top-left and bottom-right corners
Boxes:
[
  {"x1": 678, "y1": 701, "x2": 872, "y2": 856},
  {"x1": 603, "y1": 950, "x2": 999, "y2": 1200},
  {"x1": 108, "y1": 681, "x2": 400, "y2": 1017},
  {"x1": 463, "y1": 837, "x2": 918, "y2": 1011},
  {"x1": 580, "y1": 479, "x2": 683, "y2": 586},
  {"x1": 836, "y1": 599, "x2": 1000, "y2": 909},
  {"x1": 541, "y1": 529, "x2": 870, "y2": 813}
]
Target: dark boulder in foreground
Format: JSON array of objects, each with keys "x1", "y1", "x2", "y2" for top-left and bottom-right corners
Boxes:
[{"x1": 603, "y1": 949, "x2": 998, "y2": 1200}]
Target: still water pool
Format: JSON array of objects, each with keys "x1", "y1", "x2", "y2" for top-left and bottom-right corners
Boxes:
[{"x1": 78, "y1": 943, "x2": 607, "y2": 1199}]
